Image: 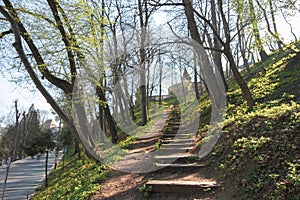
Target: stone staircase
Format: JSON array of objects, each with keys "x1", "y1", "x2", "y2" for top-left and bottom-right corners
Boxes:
[
  {"x1": 147, "y1": 180, "x2": 219, "y2": 193},
  {"x1": 145, "y1": 104, "x2": 220, "y2": 196}
]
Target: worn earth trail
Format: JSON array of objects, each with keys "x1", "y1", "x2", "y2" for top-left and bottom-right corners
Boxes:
[{"x1": 90, "y1": 105, "x2": 220, "y2": 200}]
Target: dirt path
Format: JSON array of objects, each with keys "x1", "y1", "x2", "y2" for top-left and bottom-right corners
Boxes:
[
  {"x1": 90, "y1": 105, "x2": 220, "y2": 200},
  {"x1": 90, "y1": 106, "x2": 172, "y2": 200}
]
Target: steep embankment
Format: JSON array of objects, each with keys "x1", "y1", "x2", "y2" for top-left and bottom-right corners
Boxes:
[
  {"x1": 32, "y1": 43, "x2": 299, "y2": 200},
  {"x1": 200, "y1": 43, "x2": 300, "y2": 199}
]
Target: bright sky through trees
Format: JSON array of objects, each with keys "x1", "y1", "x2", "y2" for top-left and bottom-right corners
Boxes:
[
  {"x1": 0, "y1": 77, "x2": 53, "y2": 122},
  {"x1": 0, "y1": 6, "x2": 299, "y2": 121}
]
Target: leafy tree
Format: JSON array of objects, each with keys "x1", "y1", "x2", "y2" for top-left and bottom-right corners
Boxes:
[
  {"x1": 0, "y1": 0, "x2": 117, "y2": 160},
  {"x1": 0, "y1": 125, "x2": 14, "y2": 159},
  {"x1": 24, "y1": 129, "x2": 55, "y2": 158},
  {"x1": 1, "y1": 0, "x2": 299, "y2": 163},
  {"x1": 0, "y1": 104, "x2": 50, "y2": 159},
  {"x1": 248, "y1": 0, "x2": 269, "y2": 61}
]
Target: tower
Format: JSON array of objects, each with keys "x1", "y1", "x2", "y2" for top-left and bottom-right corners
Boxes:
[{"x1": 182, "y1": 68, "x2": 191, "y2": 81}]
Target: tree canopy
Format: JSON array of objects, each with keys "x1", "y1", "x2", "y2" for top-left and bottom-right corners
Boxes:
[{"x1": 0, "y1": 0, "x2": 299, "y2": 161}]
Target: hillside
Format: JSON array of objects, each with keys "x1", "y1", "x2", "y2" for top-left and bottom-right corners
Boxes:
[
  {"x1": 206, "y1": 43, "x2": 300, "y2": 199},
  {"x1": 32, "y1": 42, "x2": 300, "y2": 200}
]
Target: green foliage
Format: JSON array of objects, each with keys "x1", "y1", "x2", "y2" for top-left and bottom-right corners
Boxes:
[
  {"x1": 287, "y1": 162, "x2": 300, "y2": 186},
  {"x1": 31, "y1": 149, "x2": 108, "y2": 200},
  {"x1": 60, "y1": 127, "x2": 74, "y2": 147},
  {"x1": 0, "y1": 107, "x2": 51, "y2": 159},
  {"x1": 0, "y1": 125, "x2": 15, "y2": 157},
  {"x1": 180, "y1": 42, "x2": 300, "y2": 199},
  {"x1": 138, "y1": 183, "x2": 152, "y2": 198},
  {"x1": 31, "y1": 42, "x2": 300, "y2": 199},
  {"x1": 24, "y1": 129, "x2": 56, "y2": 157},
  {"x1": 207, "y1": 43, "x2": 300, "y2": 199},
  {"x1": 154, "y1": 139, "x2": 162, "y2": 150}
]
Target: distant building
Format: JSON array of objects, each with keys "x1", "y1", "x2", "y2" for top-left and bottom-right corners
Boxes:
[
  {"x1": 41, "y1": 119, "x2": 58, "y2": 133},
  {"x1": 148, "y1": 68, "x2": 204, "y2": 102},
  {"x1": 148, "y1": 94, "x2": 170, "y2": 102},
  {"x1": 168, "y1": 68, "x2": 203, "y2": 97},
  {"x1": 182, "y1": 68, "x2": 191, "y2": 81}
]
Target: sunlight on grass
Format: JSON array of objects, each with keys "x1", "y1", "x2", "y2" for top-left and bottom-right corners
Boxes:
[
  {"x1": 31, "y1": 42, "x2": 300, "y2": 200},
  {"x1": 208, "y1": 43, "x2": 300, "y2": 199},
  {"x1": 31, "y1": 151, "x2": 108, "y2": 200}
]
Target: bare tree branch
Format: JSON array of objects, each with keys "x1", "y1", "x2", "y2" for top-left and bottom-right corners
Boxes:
[
  {"x1": 0, "y1": 29, "x2": 12, "y2": 39},
  {"x1": 3, "y1": 0, "x2": 73, "y2": 94}
]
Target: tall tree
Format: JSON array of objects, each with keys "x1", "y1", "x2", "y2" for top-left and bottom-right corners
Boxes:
[
  {"x1": 11, "y1": 100, "x2": 20, "y2": 160},
  {"x1": 248, "y1": 0, "x2": 269, "y2": 61},
  {"x1": 252, "y1": 0, "x2": 283, "y2": 52},
  {"x1": 179, "y1": 0, "x2": 255, "y2": 108},
  {"x1": 0, "y1": 0, "x2": 107, "y2": 160},
  {"x1": 236, "y1": 0, "x2": 252, "y2": 76},
  {"x1": 137, "y1": 0, "x2": 150, "y2": 125},
  {"x1": 182, "y1": 0, "x2": 226, "y2": 112},
  {"x1": 210, "y1": 0, "x2": 228, "y2": 91}
]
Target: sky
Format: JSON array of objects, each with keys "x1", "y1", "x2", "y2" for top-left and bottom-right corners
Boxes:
[
  {"x1": 0, "y1": 77, "x2": 53, "y2": 123},
  {"x1": 0, "y1": 9, "x2": 299, "y2": 124}
]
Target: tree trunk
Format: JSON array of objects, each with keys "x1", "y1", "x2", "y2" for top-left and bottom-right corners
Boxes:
[
  {"x1": 96, "y1": 86, "x2": 118, "y2": 144},
  {"x1": 210, "y1": 0, "x2": 228, "y2": 91},
  {"x1": 158, "y1": 54, "x2": 163, "y2": 106},
  {"x1": 217, "y1": 0, "x2": 255, "y2": 108},
  {"x1": 237, "y1": 16, "x2": 251, "y2": 76},
  {"x1": 123, "y1": 75, "x2": 135, "y2": 120},
  {"x1": 182, "y1": 0, "x2": 226, "y2": 110},
  {"x1": 45, "y1": 149, "x2": 48, "y2": 187},
  {"x1": 267, "y1": 0, "x2": 283, "y2": 52},
  {"x1": 179, "y1": 64, "x2": 187, "y2": 106},
  {"x1": 11, "y1": 100, "x2": 20, "y2": 160},
  {"x1": 193, "y1": 51, "x2": 200, "y2": 100},
  {"x1": 249, "y1": 0, "x2": 268, "y2": 61},
  {"x1": 0, "y1": 5, "x2": 100, "y2": 161},
  {"x1": 21, "y1": 111, "x2": 27, "y2": 159},
  {"x1": 280, "y1": 9, "x2": 297, "y2": 42},
  {"x1": 74, "y1": 139, "x2": 81, "y2": 160},
  {"x1": 138, "y1": 0, "x2": 149, "y2": 126},
  {"x1": 225, "y1": 50, "x2": 255, "y2": 108}
]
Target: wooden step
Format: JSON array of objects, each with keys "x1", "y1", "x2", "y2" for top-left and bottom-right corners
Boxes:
[
  {"x1": 154, "y1": 153, "x2": 198, "y2": 162},
  {"x1": 161, "y1": 138, "x2": 194, "y2": 144},
  {"x1": 155, "y1": 163, "x2": 207, "y2": 168},
  {"x1": 155, "y1": 154, "x2": 199, "y2": 163},
  {"x1": 146, "y1": 180, "x2": 219, "y2": 193},
  {"x1": 155, "y1": 154, "x2": 198, "y2": 160},
  {"x1": 157, "y1": 147, "x2": 192, "y2": 154},
  {"x1": 160, "y1": 143, "x2": 192, "y2": 148},
  {"x1": 163, "y1": 134, "x2": 194, "y2": 138}
]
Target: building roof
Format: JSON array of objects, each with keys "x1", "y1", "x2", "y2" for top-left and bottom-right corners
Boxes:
[
  {"x1": 42, "y1": 119, "x2": 57, "y2": 130},
  {"x1": 183, "y1": 68, "x2": 191, "y2": 81}
]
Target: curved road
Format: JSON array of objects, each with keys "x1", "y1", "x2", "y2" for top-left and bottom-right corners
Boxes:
[{"x1": 0, "y1": 151, "x2": 63, "y2": 200}]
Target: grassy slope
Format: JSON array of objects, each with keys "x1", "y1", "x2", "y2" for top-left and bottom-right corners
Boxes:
[
  {"x1": 199, "y1": 43, "x2": 300, "y2": 199},
  {"x1": 32, "y1": 42, "x2": 299, "y2": 200},
  {"x1": 31, "y1": 102, "x2": 171, "y2": 199},
  {"x1": 31, "y1": 150, "x2": 108, "y2": 200}
]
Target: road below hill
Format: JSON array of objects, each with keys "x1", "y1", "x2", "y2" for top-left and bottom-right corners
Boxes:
[{"x1": 0, "y1": 151, "x2": 63, "y2": 200}]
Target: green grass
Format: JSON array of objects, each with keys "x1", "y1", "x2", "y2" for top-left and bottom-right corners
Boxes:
[
  {"x1": 33, "y1": 41, "x2": 300, "y2": 199},
  {"x1": 177, "y1": 41, "x2": 300, "y2": 199},
  {"x1": 31, "y1": 101, "x2": 173, "y2": 199},
  {"x1": 31, "y1": 149, "x2": 108, "y2": 200},
  {"x1": 205, "y1": 42, "x2": 300, "y2": 199}
]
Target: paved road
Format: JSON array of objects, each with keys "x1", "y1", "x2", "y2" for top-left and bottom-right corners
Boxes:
[{"x1": 0, "y1": 151, "x2": 63, "y2": 200}]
